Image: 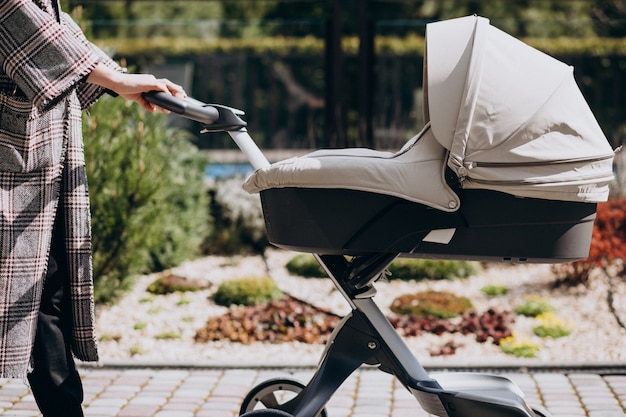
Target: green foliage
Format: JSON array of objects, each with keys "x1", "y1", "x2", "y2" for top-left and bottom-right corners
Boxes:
[
  {"x1": 74, "y1": 1, "x2": 223, "y2": 39},
  {"x1": 285, "y1": 254, "x2": 326, "y2": 278},
  {"x1": 532, "y1": 313, "x2": 574, "y2": 338},
  {"x1": 76, "y1": 0, "x2": 622, "y2": 40},
  {"x1": 147, "y1": 273, "x2": 207, "y2": 295},
  {"x1": 499, "y1": 336, "x2": 541, "y2": 358},
  {"x1": 514, "y1": 295, "x2": 555, "y2": 317},
  {"x1": 390, "y1": 290, "x2": 473, "y2": 319},
  {"x1": 95, "y1": 35, "x2": 626, "y2": 59},
  {"x1": 284, "y1": 254, "x2": 478, "y2": 281},
  {"x1": 84, "y1": 96, "x2": 210, "y2": 303},
  {"x1": 155, "y1": 330, "x2": 182, "y2": 340},
  {"x1": 481, "y1": 285, "x2": 509, "y2": 297},
  {"x1": 533, "y1": 325, "x2": 572, "y2": 338},
  {"x1": 387, "y1": 258, "x2": 479, "y2": 281},
  {"x1": 213, "y1": 276, "x2": 283, "y2": 307}
]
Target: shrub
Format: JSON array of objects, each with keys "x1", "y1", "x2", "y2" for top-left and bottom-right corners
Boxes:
[
  {"x1": 551, "y1": 197, "x2": 626, "y2": 285},
  {"x1": 285, "y1": 254, "x2": 326, "y2": 278},
  {"x1": 532, "y1": 312, "x2": 574, "y2": 338},
  {"x1": 213, "y1": 276, "x2": 283, "y2": 306},
  {"x1": 202, "y1": 177, "x2": 267, "y2": 255},
  {"x1": 147, "y1": 273, "x2": 208, "y2": 295},
  {"x1": 459, "y1": 309, "x2": 514, "y2": 344},
  {"x1": 391, "y1": 307, "x2": 514, "y2": 345},
  {"x1": 195, "y1": 296, "x2": 341, "y2": 344},
  {"x1": 514, "y1": 295, "x2": 555, "y2": 317},
  {"x1": 481, "y1": 285, "x2": 509, "y2": 296},
  {"x1": 155, "y1": 331, "x2": 182, "y2": 340},
  {"x1": 387, "y1": 258, "x2": 479, "y2": 281},
  {"x1": 284, "y1": 255, "x2": 479, "y2": 281},
  {"x1": 499, "y1": 335, "x2": 541, "y2": 358},
  {"x1": 390, "y1": 290, "x2": 473, "y2": 319},
  {"x1": 84, "y1": 96, "x2": 210, "y2": 303}
]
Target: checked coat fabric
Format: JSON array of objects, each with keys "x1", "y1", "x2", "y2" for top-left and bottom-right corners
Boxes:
[{"x1": 0, "y1": 0, "x2": 122, "y2": 378}]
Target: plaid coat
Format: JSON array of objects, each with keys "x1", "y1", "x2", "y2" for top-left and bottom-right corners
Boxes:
[{"x1": 0, "y1": 0, "x2": 121, "y2": 378}]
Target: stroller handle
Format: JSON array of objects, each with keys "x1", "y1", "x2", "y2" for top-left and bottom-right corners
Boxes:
[
  {"x1": 143, "y1": 91, "x2": 219, "y2": 125},
  {"x1": 143, "y1": 91, "x2": 269, "y2": 170},
  {"x1": 143, "y1": 91, "x2": 249, "y2": 132}
]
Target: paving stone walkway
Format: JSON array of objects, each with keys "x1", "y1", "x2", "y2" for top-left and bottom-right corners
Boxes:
[{"x1": 0, "y1": 366, "x2": 625, "y2": 417}]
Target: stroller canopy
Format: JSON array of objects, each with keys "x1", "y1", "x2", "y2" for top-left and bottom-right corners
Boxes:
[
  {"x1": 427, "y1": 15, "x2": 614, "y2": 202},
  {"x1": 243, "y1": 15, "x2": 614, "y2": 207}
]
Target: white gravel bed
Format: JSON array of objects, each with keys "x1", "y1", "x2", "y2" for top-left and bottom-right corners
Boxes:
[{"x1": 92, "y1": 249, "x2": 626, "y2": 368}]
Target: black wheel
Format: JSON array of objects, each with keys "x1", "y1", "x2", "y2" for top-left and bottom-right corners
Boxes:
[{"x1": 239, "y1": 377, "x2": 328, "y2": 417}]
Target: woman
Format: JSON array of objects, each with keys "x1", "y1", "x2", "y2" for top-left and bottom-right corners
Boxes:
[{"x1": 0, "y1": 1, "x2": 185, "y2": 415}]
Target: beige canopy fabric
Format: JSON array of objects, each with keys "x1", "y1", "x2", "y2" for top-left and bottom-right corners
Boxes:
[
  {"x1": 427, "y1": 15, "x2": 614, "y2": 202},
  {"x1": 243, "y1": 15, "x2": 614, "y2": 207}
]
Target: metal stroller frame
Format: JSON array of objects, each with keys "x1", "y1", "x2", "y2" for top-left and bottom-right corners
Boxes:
[{"x1": 144, "y1": 91, "x2": 552, "y2": 417}]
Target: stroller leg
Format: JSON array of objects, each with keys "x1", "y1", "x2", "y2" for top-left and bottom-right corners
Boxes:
[
  {"x1": 316, "y1": 255, "x2": 546, "y2": 417},
  {"x1": 241, "y1": 312, "x2": 384, "y2": 417}
]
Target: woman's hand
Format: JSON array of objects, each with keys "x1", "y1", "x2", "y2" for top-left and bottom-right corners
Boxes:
[{"x1": 86, "y1": 63, "x2": 187, "y2": 112}]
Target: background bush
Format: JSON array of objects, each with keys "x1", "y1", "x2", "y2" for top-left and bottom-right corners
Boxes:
[
  {"x1": 284, "y1": 253, "x2": 478, "y2": 281},
  {"x1": 213, "y1": 276, "x2": 283, "y2": 306},
  {"x1": 202, "y1": 176, "x2": 268, "y2": 255},
  {"x1": 390, "y1": 290, "x2": 473, "y2": 319},
  {"x1": 514, "y1": 295, "x2": 555, "y2": 317},
  {"x1": 84, "y1": 96, "x2": 211, "y2": 303},
  {"x1": 285, "y1": 254, "x2": 326, "y2": 278},
  {"x1": 387, "y1": 258, "x2": 479, "y2": 281}
]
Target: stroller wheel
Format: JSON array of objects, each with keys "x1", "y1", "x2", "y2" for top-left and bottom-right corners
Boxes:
[{"x1": 239, "y1": 377, "x2": 328, "y2": 417}]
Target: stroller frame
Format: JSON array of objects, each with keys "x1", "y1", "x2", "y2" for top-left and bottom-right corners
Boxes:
[
  {"x1": 144, "y1": 92, "x2": 551, "y2": 417},
  {"x1": 239, "y1": 252, "x2": 545, "y2": 417}
]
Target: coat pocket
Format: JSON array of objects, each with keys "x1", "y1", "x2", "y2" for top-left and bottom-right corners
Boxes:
[{"x1": 0, "y1": 93, "x2": 65, "y2": 173}]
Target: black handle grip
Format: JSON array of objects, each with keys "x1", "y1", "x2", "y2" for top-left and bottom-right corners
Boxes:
[{"x1": 142, "y1": 91, "x2": 219, "y2": 125}]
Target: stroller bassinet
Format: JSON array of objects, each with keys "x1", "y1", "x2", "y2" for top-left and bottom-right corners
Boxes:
[
  {"x1": 145, "y1": 14, "x2": 616, "y2": 417},
  {"x1": 242, "y1": 15, "x2": 615, "y2": 263}
]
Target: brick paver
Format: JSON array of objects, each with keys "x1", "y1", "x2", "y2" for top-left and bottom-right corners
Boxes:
[{"x1": 0, "y1": 366, "x2": 624, "y2": 416}]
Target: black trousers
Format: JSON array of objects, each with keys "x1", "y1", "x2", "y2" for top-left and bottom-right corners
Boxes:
[{"x1": 27, "y1": 211, "x2": 84, "y2": 417}]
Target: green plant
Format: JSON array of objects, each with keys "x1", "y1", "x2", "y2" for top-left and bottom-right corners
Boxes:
[
  {"x1": 84, "y1": 96, "x2": 211, "y2": 303},
  {"x1": 499, "y1": 335, "x2": 541, "y2": 358},
  {"x1": 532, "y1": 313, "x2": 574, "y2": 338},
  {"x1": 129, "y1": 345, "x2": 144, "y2": 356},
  {"x1": 147, "y1": 273, "x2": 207, "y2": 295},
  {"x1": 387, "y1": 258, "x2": 479, "y2": 281},
  {"x1": 98, "y1": 333, "x2": 120, "y2": 342},
  {"x1": 133, "y1": 321, "x2": 147, "y2": 331},
  {"x1": 285, "y1": 254, "x2": 326, "y2": 278},
  {"x1": 177, "y1": 297, "x2": 192, "y2": 306},
  {"x1": 147, "y1": 306, "x2": 163, "y2": 315},
  {"x1": 481, "y1": 285, "x2": 509, "y2": 296},
  {"x1": 514, "y1": 295, "x2": 555, "y2": 317},
  {"x1": 155, "y1": 331, "x2": 182, "y2": 340},
  {"x1": 390, "y1": 290, "x2": 473, "y2": 319},
  {"x1": 213, "y1": 276, "x2": 283, "y2": 307}
]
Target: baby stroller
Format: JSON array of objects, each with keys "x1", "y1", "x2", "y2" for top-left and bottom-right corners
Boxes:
[{"x1": 145, "y1": 15, "x2": 615, "y2": 417}]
